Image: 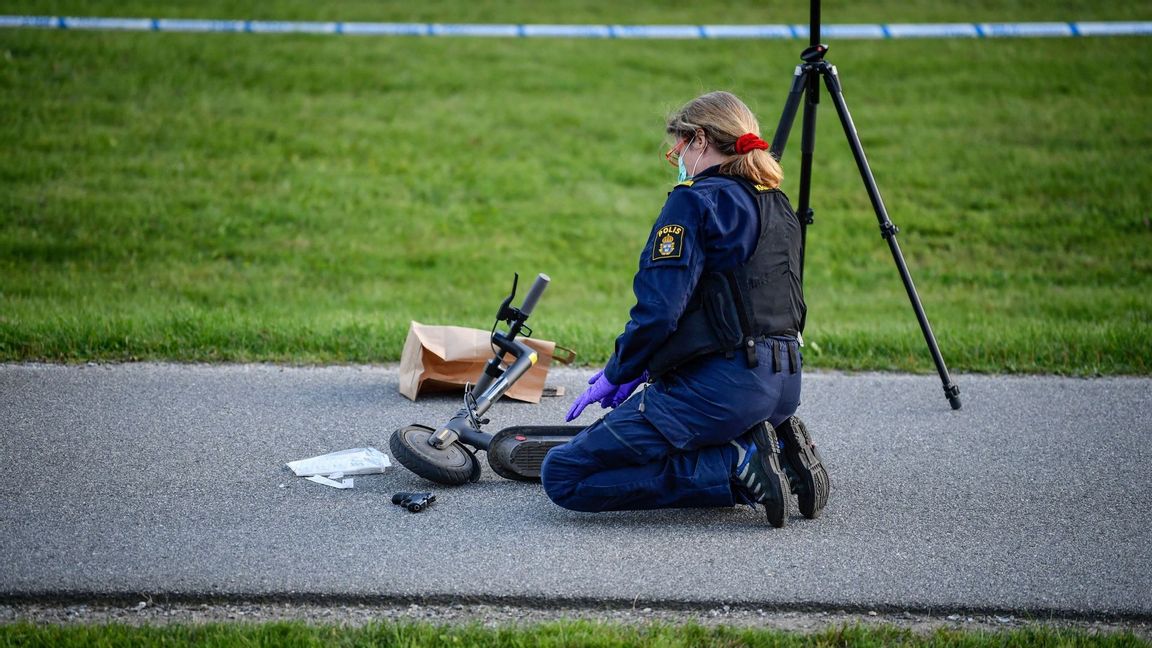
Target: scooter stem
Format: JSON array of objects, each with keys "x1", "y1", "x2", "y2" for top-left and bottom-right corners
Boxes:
[{"x1": 470, "y1": 340, "x2": 538, "y2": 417}]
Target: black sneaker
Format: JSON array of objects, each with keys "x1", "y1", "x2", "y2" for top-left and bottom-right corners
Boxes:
[
  {"x1": 776, "y1": 416, "x2": 830, "y2": 519},
  {"x1": 730, "y1": 422, "x2": 791, "y2": 528}
]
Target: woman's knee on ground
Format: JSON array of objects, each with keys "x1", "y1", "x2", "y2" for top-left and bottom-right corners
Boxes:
[{"x1": 540, "y1": 439, "x2": 590, "y2": 510}]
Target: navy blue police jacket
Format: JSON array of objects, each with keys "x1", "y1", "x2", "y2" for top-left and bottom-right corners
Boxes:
[
  {"x1": 599, "y1": 165, "x2": 800, "y2": 450},
  {"x1": 603, "y1": 165, "x2": 764, "y2": 386}
]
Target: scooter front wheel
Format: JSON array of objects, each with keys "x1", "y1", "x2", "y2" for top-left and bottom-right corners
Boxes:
[{"x1": 390, "y1": 424, "x2": 480, "y2": 485}]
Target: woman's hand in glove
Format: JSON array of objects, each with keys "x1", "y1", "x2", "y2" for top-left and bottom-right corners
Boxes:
[
  {"x1": 607, "y1": 371, "x2": 648, "y2": 408},
  {"x1": 565, "y1": 370, "x2": 618, "y2": 421}
]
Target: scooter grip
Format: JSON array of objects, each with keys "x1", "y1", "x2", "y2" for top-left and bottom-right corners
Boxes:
[{"x1": 518, "y1": 273, "x2": 550, "y2": 317}]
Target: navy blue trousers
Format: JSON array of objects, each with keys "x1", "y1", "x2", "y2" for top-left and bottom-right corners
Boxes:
[{"x1": 541, "y1": 338, "x2": 802, "y2": 512}]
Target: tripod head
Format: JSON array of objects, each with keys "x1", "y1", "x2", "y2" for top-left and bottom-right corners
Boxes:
[{"x1": 801, "y1": 44, "x2": 828, "y2": 63}]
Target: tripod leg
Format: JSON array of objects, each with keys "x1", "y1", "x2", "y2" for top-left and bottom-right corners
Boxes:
[
  {"x1": 797, "y1": 68, "x2": 819, "y2": 213},
  {"x1": 795, "y1": 65, "x2": 820, "y2": 260},
  {"x1": 772, "y1": 65, "x2": 818, "y2": 333},
  {"x1": 819, "y1": 65, "x2": 962, "y2": 410},
  {"x1": 771, "y1": 65, "x2": 806, "y2": 159}
]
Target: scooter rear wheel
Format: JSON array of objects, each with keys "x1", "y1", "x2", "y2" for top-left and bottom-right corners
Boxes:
[{"x1": 389, "y1": 424, "x2": 478, "y2": 486}]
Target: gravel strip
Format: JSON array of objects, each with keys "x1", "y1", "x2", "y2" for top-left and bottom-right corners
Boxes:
[{"x1": 2, "y1": 601, "x2": 1148, "y2": 638}]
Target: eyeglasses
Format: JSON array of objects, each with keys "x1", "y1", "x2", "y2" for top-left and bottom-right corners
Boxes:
[{"x1": 665, "y1": 138, "x2": 687, "y2": 167}]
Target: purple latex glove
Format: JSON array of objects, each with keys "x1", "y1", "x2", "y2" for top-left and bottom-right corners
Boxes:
[
  {"x1": 606, "y1": 371, "x2": 648, "y2": 408},
  {"x1": 565, "y1": 370, "x2": 618, "y2": 422}
]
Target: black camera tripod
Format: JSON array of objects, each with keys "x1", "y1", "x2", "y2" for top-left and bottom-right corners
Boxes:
[{"x1": 771, "y1": 0, "x2": 962, "y2": 410}]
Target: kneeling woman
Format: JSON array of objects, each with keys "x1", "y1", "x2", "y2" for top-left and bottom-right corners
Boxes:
[{"x1": 540, "y1": 91, "x2": 829, "y2": 527}]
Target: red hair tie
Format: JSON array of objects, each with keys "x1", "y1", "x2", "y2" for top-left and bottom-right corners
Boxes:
[{"x1": 734, "y1": 133, "x2": 769, "y2": 155}]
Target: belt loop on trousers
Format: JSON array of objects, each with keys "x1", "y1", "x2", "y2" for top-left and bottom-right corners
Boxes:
[
  {"x1": 771, "y1": 341, "x2": 781, "y2": 373},
  {"x1": 787, "y1": 341, "x2": 799, "y2": 374}
]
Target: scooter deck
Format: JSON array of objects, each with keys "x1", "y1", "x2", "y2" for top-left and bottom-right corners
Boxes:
[{"x1": 486, "y1": 425, "x2": 583, "y2": 482}]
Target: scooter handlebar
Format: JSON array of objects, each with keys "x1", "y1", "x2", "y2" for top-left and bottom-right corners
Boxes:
[{"x1": 518, "y1": 273, "x2": 550, "y2": 317}]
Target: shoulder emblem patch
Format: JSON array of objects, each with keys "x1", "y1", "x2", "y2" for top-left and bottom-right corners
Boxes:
[{"x1": 652, "y1": 224, "x2": 685, "y2": 261}]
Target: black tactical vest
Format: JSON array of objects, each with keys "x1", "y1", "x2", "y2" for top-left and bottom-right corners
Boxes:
[{"x1": 647, "y1": 176, "x2": 806, "y2": 378}]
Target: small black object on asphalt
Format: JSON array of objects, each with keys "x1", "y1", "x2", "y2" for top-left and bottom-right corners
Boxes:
[{"x1": 392, "y1": 491, "x2": 436, "y2": 513}]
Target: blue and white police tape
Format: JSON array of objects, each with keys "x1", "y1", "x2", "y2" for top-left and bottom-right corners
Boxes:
[{"x1": 1, "y1": 16, "x2": 1151, "y2": 39}]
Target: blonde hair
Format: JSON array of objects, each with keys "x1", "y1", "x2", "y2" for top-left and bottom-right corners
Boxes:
[{"x1": 667, "y1": 91, "x2": 783, "y2": 188}]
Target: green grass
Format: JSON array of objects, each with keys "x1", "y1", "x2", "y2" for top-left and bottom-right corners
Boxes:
[
  {"x1": 2, "y1": 2, "x2": 1151, "y2": 374},
  {"x1": 2, "y1": 0, "x2": 1151, "y2": 23},
  {"x1": 0, "y1": 620, "x2": 1148, "y2": 648}
]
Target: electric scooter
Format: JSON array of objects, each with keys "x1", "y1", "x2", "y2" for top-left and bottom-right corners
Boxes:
[{"x1": 389, "y1": 273, "x2": 582, "y2": 486}]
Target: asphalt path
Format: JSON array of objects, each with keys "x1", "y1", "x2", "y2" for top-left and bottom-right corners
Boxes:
[{"x1": 1, "y1": 363, "x2": 1149, "y2": 619}]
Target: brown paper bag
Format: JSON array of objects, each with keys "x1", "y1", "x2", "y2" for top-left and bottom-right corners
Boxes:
[{"x1": 399, "y1": 321, "x2": 575, "y2": 403}]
